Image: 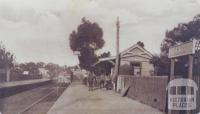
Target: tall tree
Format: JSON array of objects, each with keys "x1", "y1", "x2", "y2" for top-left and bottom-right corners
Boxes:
[
  {"x1": 161, "y1": 14, "x2": 200, "y2": 56},
  {"x1": 154, "y1": 14, "x2": 200, "y2": 75},
  {"x1": 0, "y1": 42, "x2": 14, "y2": 69},
  {"x1": 69, "y1": 18, "x2": 105, "y2": 70}
]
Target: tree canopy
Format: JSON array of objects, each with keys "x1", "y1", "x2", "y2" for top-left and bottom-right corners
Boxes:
[
  {"x1": 69, "y1": 18, "x2": 105, "y2": 70},
  {"x1": 150, "y1": 54, "x2": 170, "y2": 75},
  {"x1": 0, "y1": 42, "x2": 14, "y2": 69},
  {"x1": 152, "y1": 14, "x2": 200, "y2": 75},
  {"x1": 161, "y1": 14, "x2": 200, "y2": 56}
]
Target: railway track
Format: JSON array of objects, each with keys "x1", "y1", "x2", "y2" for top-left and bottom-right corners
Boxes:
[
  {"x1": 0, "y1": 83, "x2": 68, "y2": 114},
  {"x1": 19, "y1": 86, "x2": 67, "y2": 114},
  {"x1": 18, "y1": 86, "x2": 67, "y2": 114},
  {"x1": 17, "y1": 90, "x2": 55, "y2": 114}
]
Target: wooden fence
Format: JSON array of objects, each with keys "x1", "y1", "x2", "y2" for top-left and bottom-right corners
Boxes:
[
  {"x1": 117, "y1": 75, "x2": 200, "y2": 113},
  {"x1": 117, "y1": 75, "x2": 168, "y2": 111}
]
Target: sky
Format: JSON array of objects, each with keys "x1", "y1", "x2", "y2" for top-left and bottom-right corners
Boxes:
[{"x1": 0, "y1": 0, "x2": 200, "y2": 66}]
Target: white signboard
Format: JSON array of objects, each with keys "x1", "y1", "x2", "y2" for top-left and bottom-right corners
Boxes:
[{"x1": 169, "y1": 40, "x2": 196, "y2": 58}]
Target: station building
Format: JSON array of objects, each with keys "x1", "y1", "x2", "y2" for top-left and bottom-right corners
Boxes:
[{"x1": 93, "y1": 43, "x2": 154, "y2": 77}]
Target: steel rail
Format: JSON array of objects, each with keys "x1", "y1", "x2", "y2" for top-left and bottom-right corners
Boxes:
[{"x1": 17, "y1": 90, "x2": 55, "y2": 114}]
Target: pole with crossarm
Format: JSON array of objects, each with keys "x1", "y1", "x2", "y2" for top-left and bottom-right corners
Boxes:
[{"x1": 113, "y1": 17, "x2": 120, "y2": 92}]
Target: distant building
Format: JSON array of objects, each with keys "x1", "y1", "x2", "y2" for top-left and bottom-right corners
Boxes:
[
  {"x1": 23, "y1": 71, "x2": 29, "y2": 75},
  {"x1": 93, "y1": 43, "x2": 154, "y2": 76}
]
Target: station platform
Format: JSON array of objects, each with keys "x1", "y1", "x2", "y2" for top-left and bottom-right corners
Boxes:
[
  {"x1": 47, "y1": 82, "x2": 164, "y2": 114},
  {"x1": 0, "y1": 79, "x2": 50, "y2": 89},
  {"x1": 0, "y1": 79, "x2": 51, "y2": 98}
]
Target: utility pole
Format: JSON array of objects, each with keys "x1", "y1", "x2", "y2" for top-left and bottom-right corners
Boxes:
[{"x1": 114, "y1": 17, "x2": 120, "y2": 92}]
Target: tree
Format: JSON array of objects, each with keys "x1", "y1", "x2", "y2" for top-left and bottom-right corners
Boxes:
[
  {"x1": 36, "y1": 62, "x2": 45, "y2": 68},
  {"x1": 161, "y1": 14, "x2": 200, "y2": 56},
  {"x1": 157, "y1": 14, "x2": 200, "y2": 75},
  {"x1": 69, "y1": 18, "x2": 105, "y2": 70},
  {"x1": 26, "y1": 62, "x2": 39, "y2": 75},
  {"x1": 150, "y1": 55, "x2": 170, "y2": 76},
  {"x1": 0, "y1": 42, "x2": 14, "y2": 69},
  {"x1": 45, "y1": 63, "x2": 60, "y2": 78},
  {"x1": 19, "y1": 62, "x2": 39, "y2": 75}
]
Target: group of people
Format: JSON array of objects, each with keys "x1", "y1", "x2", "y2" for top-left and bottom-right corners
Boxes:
[{"x1": 85, "y1": 72, "x2": 113, "y2": 91}]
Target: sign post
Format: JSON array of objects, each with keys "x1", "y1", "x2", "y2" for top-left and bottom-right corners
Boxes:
[{"x1": 168, "y1": 39, "x2": 200, "y2": 114}]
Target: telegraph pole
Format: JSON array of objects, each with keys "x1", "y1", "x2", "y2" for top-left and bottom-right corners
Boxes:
[{"x1": 114, "y1": 17, "x2": 120, "y2": 91}]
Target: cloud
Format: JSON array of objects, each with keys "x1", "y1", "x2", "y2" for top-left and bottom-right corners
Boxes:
[{"x1": 0, "y1": 0, "x2": 200, "y2": 65}]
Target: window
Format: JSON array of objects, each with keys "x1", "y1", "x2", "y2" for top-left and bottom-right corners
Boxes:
[{"x1": 131, "y1": 62, "x2": 141, "y2": 76}]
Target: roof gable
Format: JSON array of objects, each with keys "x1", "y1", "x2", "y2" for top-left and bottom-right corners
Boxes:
[{"x1": 121, "y1": 44, "x2": 153, "y2": 59}]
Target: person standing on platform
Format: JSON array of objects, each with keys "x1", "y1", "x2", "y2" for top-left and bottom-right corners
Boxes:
[
  {"x1": 99, "y1": 74, "x2": 105, "y2": 89},
  {"x1": 88, "y1": 72, "x2": 94, "y2": 91},
  {"x1": 83, "y1": 71, "x2": 88, "y2": 85},
  {"x1": 105, "y1": 75, "x2": 112, "y2": 90},
  {"x1": 70, "y1": 70, "x2": 73, "y2": 83}
]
